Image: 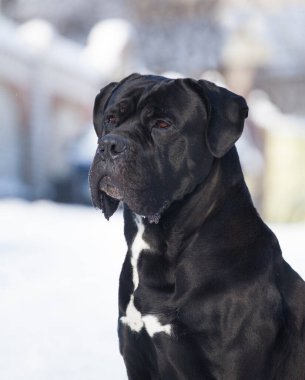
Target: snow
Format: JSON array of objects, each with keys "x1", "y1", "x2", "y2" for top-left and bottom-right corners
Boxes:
[
  {"x1": 248, "y1": 90, "x2": 305, "y2": 137},
  {"x1": 16, "y1": 19, "x2": 56, "y2": 51},
  {"x1": 0, "y1": 199, "x2": 304, "y2": 380},
  {"x1": 0, "y1": 199, "x2": 127, "y2": 380},
  {"x1": 84, "y1": 19, "x2": 135, "y2": 77}
]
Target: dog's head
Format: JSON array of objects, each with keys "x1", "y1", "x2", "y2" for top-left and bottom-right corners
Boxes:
[{"x1": 89, "y1": 73, "x2": 248, "y2": 222}]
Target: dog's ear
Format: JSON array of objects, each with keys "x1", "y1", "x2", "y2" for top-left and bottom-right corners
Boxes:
[
  {"x1": 198, "y1": 80, "x2": 248, "y2": 158},
  {"x1": 93, "y1": 82, "x2": 118, "y2": 136}
]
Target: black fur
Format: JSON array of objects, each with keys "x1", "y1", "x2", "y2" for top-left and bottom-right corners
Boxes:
[{"x1": 89, "y1": 74, "x2": 305, "y2": 380}]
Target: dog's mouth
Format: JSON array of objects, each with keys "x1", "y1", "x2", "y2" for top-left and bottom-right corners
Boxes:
[
  {"x1": 90, "y1": 169, "x2": 170, "y2": 224},
  {"x1": 97, "y1": 175, "x2": 168, "y2": 223},
  {"x1": 99, "y1": 175, "x2": 124, "y2": 201}
]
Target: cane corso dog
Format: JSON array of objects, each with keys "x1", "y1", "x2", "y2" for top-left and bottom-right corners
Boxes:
[{"x1": 89, "y1": 73, "x2": 305, "y2": 380}]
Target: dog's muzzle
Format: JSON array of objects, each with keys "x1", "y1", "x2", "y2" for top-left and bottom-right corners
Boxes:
[
  {"x1": 99, "y1": 175, "x2": 123, "y2": 200},
  {"x1": 98, "y1": 134, "x2": 128, "y2": 161}
]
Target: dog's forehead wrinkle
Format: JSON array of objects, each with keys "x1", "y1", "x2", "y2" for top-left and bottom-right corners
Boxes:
[
  {"x1": 106, "y1": 85, "x2": 147, "y2": 113},
  {"x1": 136, "y1": 84, "x2": 164, "y2": 111}
]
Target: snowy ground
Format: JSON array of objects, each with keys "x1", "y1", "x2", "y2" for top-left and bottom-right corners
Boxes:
[{"x1": 0, "y1": 199, "x2": 304, "y2": 380}]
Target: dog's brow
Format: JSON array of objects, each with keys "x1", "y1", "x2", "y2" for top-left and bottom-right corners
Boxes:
[{"x1": 136, "y1": 81, "x2": 168, "y2": 111}]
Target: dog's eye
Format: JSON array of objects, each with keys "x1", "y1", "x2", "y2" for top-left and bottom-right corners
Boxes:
[
  {"x1": 105, "y1": 114, "x2": 118, "y2": 124},
  {"x1": 155, "y1": 120, "x2": 171, "y2": 129},
  {"x1": 119, "y1": 103, "x2": 127, "y2": 114}
]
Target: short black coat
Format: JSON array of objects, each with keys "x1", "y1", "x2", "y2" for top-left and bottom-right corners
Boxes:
[{"x1": 89, "y1": 74, "x2": 305, "y2": 380}]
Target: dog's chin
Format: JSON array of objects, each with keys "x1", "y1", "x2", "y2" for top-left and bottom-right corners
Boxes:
[
  {"x1": 99, "y1": 176, "x2": 124, "y2": 201},
  {"x1": 98, "y1": 176, "x2": 170, "y2": 223}
]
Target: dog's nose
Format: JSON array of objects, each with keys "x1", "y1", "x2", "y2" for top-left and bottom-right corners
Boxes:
[{"x1": 98, "y1": 135, "x2": 127, "y2": 160}]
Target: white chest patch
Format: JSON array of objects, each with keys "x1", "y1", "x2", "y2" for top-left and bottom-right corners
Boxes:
[{"x1": 120, "y1": 215, "x2": 172, "y2": 337}]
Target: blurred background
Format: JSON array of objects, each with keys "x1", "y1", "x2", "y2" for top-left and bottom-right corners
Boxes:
[
  {"x1": 0, "y1": 0, "x2": 305, "y2": 379},
  {"x1": 1, "y1": 0, "x2": 305, "y2": 221}
]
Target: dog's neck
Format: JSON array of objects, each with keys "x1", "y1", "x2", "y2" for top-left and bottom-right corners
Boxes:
[
  {"x1": 164, "y1": 148, "x2": 254, "y2": 225},
  {"x1": 124, "y1": 147, "x2": 262, "y2": 257}
]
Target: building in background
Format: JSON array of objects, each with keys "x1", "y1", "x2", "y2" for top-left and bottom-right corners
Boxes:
[
  {"x1": 0, "y1": 16, "x2": 137, "y2": 202},
  {"x1": 0, "y1": 0, "x2": 305, "y2": 221}
]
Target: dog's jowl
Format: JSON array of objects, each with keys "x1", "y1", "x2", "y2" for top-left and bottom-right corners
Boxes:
[{"x1": 89, "y1": 74, "x2": 305, "y2": 380}]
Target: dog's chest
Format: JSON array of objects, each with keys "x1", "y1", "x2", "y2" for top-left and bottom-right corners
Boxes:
[{"x1": 120, "y1": 215, "x2": 172, "y2": 337}]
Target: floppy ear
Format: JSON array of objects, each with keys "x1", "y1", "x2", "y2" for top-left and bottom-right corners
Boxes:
[
  {"x1": 198, "y1": 80, "x2": 248, "y2": 158},
  {"x1": 93, "y1": 82, "x2": 118, "y2": 136}
]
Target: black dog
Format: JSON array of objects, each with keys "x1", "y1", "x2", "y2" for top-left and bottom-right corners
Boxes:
[{"x1": 89, "y1": 74, "x2": 305, "y2": 380}]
